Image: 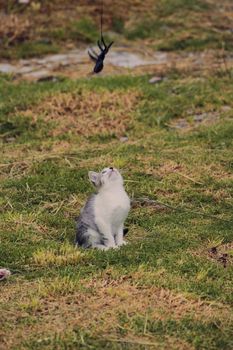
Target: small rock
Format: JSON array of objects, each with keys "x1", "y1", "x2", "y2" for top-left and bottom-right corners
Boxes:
[
  {"x1": 172, "y1": 119, "x2": 189, "y2": 129},
  {"x1": 109, "y1": 52, "x2": 162, "y2": 68},
  {"x1": 45, "y1": 54, "x2": 70, "y2": 63},
  {"x1": 0, "y1": 63, "x2": 17, "y2": 74},
  {"x1": 149, "y1": 76, "x2": 164, "y2": 84},
  {"x1": 119, "y1": 136, "x2": 128, "y2": 143},
  {"x1": 5, "y1": 137, "x2": 16, "y2": 143},
  {"x1": 193, "y1": 113, "x2": 207, "y2": 122},
  {"x1": 23, "y1": 70, "x2": 52, "y2": 81},
  {"x1": 221, "y1": 105, "x2": 231, "y2": 112},
  {"x1": 17, "y1": 66, "x2": 35, "y2": 74}
]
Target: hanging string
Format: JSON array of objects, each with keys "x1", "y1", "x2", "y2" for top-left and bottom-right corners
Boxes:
[{"x1": 100, "y1": 0, "x2": 103, "y2": 39}]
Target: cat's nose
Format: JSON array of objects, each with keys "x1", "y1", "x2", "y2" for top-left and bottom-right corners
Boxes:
[{"x1": 109, "y1": 167, "x2": 113, "y2": 170}]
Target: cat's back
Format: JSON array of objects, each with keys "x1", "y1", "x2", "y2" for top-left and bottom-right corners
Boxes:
[
  {"x1": 76, "y1": 194, "x2": 98, "y2": 247},
  {"x1": 77, "y1": 194, "x2": 97, "y2": 228}
]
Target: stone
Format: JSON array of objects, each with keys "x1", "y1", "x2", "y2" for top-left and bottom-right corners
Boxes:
[
  {"x1": 119, "y1": 136, "x2": 128, "y2": 143},
  {"x1": 16, "y1": 66, "x2": 35, "y2": 74},
  {"x1": 149, "y1": 76, "x2": 164, "y2": 84},
  {"x1": 108, "y1": 51, "x2": 163, "y2": 68},
  {"x1": 221, "y1": 105, "x2": 231, "y2": 111},
  {"x1": 0, "y1": 64, "x2": 17, "y2": 74},
  {"x1": 23, "y1": 70, "x2": 52, "y2": 81}
]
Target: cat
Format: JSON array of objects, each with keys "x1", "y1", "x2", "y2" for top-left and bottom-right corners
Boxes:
[{"x1": 75, "y1": 167, "x2": 130, "y2": 250}]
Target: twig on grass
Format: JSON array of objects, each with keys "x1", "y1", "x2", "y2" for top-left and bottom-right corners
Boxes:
[
  {"x1": 175, "y1": 171, "x2": 204, "y2": 185},
  {"x1": 104, "y1": 337, "x2": 159, "y2": 347},
  {"x1": 132, "y1": 197, "x2": 231, "y2": 223}
]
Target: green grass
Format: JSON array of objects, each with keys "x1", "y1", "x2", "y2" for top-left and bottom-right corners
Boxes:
[
  {"x1": 50, "y1": 17, "x2": 99, "y2": 43},
  {"x1": 0, "y1": 71, "x2": 233, "y2": 349},
  {"x1": 125, "y1": 0, "x2": 233, "y2": 51},
  {"x1": 0, "y1": 41, "x2": 60, "y2": 60}
]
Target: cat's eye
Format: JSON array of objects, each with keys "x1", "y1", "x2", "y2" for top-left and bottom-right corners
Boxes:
[{"x1": 102, "y1": 170, "x2": 107, "y2": 174}]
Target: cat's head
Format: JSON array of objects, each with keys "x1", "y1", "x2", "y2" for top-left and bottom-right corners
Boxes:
[{"x1": 88, "y1": 167, "x2": 123, "y2": 190}]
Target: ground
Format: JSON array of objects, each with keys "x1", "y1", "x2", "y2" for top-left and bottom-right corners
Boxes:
[
  {"x1": 1, "y1": 0, "x2": 233, "y2": 59},
  {"x1": 0, "y1": 1, "x2": 233, "y2": 349}
]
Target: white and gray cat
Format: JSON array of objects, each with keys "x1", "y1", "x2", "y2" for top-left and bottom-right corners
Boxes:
[{"x1": 75, "y1": 167, "x2": 130, "y2": 250}]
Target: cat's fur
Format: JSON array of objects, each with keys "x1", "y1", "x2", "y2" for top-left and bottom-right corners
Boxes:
[{"x1": 75, "y1": 167, "x2": 130, "y2": 250}]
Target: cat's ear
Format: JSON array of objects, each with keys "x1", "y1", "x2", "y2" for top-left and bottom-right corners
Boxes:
[{"x1": 88, "y1": 171, "x2": 100, "y2": 187}]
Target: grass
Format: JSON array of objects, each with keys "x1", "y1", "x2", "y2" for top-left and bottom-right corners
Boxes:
[
  {"x1": 0, "y1": 66, "x2": 233, "y2": 349},
  {"x1": 1, "y1": 41, "x2": 60, "y2": 60},
  {"x1": 1, "y1": 0, "x2": 233, "y2": 59},
  {"x1": 125, "y1": 0, "x2": 233, "y2": 51}
]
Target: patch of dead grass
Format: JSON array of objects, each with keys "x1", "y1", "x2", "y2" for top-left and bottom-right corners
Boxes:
[
  {"x1": 23, "y1": 90, "x2": 140, "y2": 137},
  {"x1": 0, "y1": 138, "x2": 130, "y2": 182},
  {"x1": 203, "y1": 163, "x2": 233, "y2": 181},
  {"x1": 1, "y1": 272, "x2": 232, "y2": 349},
  {"x1": 155, "y1": 161, "x2": 205, "y2": 186},
  {"x1": 0, "y1": 13, "x2": 30, "y2": 45}
]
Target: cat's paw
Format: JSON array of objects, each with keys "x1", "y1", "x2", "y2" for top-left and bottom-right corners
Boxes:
[
  {"x1": 94, "y1": 244, "x2": 115, "y2": 251},
  {"x1": 118, "y1": 240, "x2": 128, "y2": 247},
  {"x1": 105, "y1": 244, "x2": 118, "y2": 250}
]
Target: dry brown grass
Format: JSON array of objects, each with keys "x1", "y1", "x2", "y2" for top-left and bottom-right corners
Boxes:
[
  {"x1": 1, "y1": 273, "x2": 232, "y2": 350},
  {"x1": 0, "y1": 137, "x2": 130, "y2": 183},
  {"x1": 0, "y1": 0, "x2": 154, "y2": 48},
  {"x1": 0, "y1": 13, "x2": 30, "y2": 45},
  {"x1": 84, "y1": 276, "x2": 231, "y2": 322},
  {"x1": 203, "y1": 163, "x2": 233, "y2": 181},
  {"x1": 23, "y1": 90, "x2": 140, "y2": 137}
]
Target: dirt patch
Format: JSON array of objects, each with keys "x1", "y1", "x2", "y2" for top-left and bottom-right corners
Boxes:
[
  {"x1": 23, "y1": 90, "x2": 140, "y2": 137},
  {"x1": 131, "y1": 197, "x2": 171, "y2": 212},
  {"x1": 192, "y1": 242, "x2": 233, "y2": 269},
  {"x1": 207, "y1": 243, "x2": 233, "y2": 268},
  {"x1": 167, "y1": 112, "x2": 221, "y2": 132}
]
